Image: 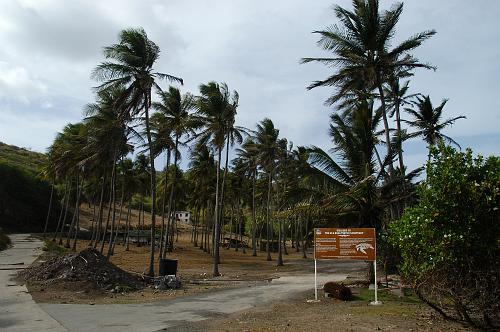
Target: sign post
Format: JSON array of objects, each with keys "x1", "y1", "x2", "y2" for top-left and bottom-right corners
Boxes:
[{"x1": 313, "y1": 228, "x2": 380, "y2": 304}]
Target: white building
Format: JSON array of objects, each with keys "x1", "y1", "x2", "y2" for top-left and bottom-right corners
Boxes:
[{"x1": 173, "y1": 211, "x2": 191, "y2": 224}]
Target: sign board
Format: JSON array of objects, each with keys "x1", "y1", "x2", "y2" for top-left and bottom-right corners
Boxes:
[{"x1": 314, "y1": 228, "x2": 376, "y2": 261}]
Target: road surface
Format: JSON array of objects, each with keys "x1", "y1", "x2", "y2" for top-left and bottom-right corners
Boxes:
[
  {"x1": 2, "y1": 234, "x2": 364, "y2": 331},
  {"x1": 0, "y1": 234, "x2": 66, "y2": 331}
]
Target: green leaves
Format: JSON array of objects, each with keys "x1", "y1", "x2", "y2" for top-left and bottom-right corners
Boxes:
[{"x1": 390, "y1": 144, "x2": 500, "y2": 295}]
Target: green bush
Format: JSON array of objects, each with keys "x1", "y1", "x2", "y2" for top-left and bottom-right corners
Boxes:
[
  {"x1": 0, "y1": 228, "x2": 11, "y2": 251},
  {"x1": 390, "y1": 145, "x2": 500, "y2": 329}
]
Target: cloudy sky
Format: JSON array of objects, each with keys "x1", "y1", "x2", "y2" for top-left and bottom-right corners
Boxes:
[{"x1": 0, "y1": 0, "x2": 499, "y2": 170}]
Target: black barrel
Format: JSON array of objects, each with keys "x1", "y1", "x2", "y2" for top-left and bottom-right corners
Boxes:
[{"x1": 159, "y1": 258, "x2": 178, "y2": 276}]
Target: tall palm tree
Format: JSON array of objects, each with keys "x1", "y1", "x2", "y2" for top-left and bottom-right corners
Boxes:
[
  {"x1": 384, "y1": 79, "x2": 419, "y2": 175},
  {"x1": 84, "y1": 87, "x2": 135, "y2": 258},
  {"x1": 301, "y1": 0, "x2": 435, "y2": 176},
  {"x1": 189, "y1": 143, "x2": 216, "y2": 251},
  {"x1": 254, "y1": 118, "x2": 280, "y2": 261},
  {"x1": 152, "y1": 86, "x2": 196, "y2": 257},
  {"x1": 92, "y1": 28, "x2": 183, "y2": 277},
  {"x1": 196, "y1": 81, "x2": 238, "y2": 276},
  {"x1": 236, "y1": 138, "x2": 259, "y2": 256},
  {"x1": 403, "y1": 95, "x2": 465, "y2": 160}
]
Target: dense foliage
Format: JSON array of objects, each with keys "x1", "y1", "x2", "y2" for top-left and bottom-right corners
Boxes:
[
  {"x1": 0, "y1": 162, "x2": 60, "y2": 232},
  {"x1": 390, "y1": 145, "x2": 500, "y2": 328}
]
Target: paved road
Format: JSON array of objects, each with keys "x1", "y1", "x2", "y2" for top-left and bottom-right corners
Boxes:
[
  {"x1": 41, "y1": 261, "x2": 364, "y2": 332},
  {"x1": 2, "y1": 234, "x2": 365, "y2": 331},
  {"x1": 0, "y1": 234, "x2": 66, "y2": 331}
]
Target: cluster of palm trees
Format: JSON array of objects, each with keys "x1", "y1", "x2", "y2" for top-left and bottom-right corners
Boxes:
[{"x1": 44, "y1": 0, "x2": 465, "y2": 278}]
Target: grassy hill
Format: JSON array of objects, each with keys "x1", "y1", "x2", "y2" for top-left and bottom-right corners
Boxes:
[
  {"x1": 0, "y1": 142, "x2": 47, "y2": 176},
  {"x1": 0, "y1": 142, "x2": 60, "y2": 232}
]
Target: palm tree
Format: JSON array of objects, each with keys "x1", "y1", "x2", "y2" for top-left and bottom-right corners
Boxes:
[
  {"x1": 92, "y1": 28, "x2": 183, "y2": 277},
  {"x1": 301, "y1": 0, "x2": 436, "y2": 176},
  {"x1": 188, "y1": 143, "x2": 216, "y2": 251},
  {"x1": 384, "y1": 79, "x2": 419, "y2": 175},
  {"x1": 236, "y1": 138, "x2": 259, "y2": 256},
  {"x1": 84, "y1": 87, "x2": 135, "y2": 258},
  {"x1": 403, "y1": 95, "x2": 465, "y2": 160},
  {"x1": 152, "y1": 86, "x2": 196, "y2": 257},
  {"x1": 254, "y1": 118, "x2": 280, "y2": 261},
  {"x1": 196, "y1": 81, "x2": 238, "y2": 276}
]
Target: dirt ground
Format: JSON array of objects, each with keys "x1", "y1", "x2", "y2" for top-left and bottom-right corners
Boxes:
[
  {"x1": 178, "y1": 290, "x2": 472, "y2": 332},
  {"x1": 30, "y1": 205, "x2": 312, "y2": 304}
]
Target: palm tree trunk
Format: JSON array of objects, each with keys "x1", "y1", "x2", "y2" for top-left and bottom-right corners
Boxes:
[
  {"x1": 100, "y1": 171, "x2": 114, "y2": 254},
  {"x1": 72, "y1": 173, "x2": 84, "y2": 251},
  {"x1": 144, "y1": 95, "x2": 157, "y2": 278},
  {"x1": 277, "y1": 217, "x2": 283, "y2": 266},
  {"x1": 395, "y1": 102, "x2": 405, "y2": 175},
  {"x1": 376, "y1": 76, "x2": 394, "y2": 176},
  {"x1": 92, "y1": 170, "x2": 107, "y2": 248},
  {"x1": 43, "y1": 179, "x2": 55, "y2": 238},
  {"x1": 266, "y1": 171, "x2": 273, "y2": 261},
  {"x1": 159, "y1": 149, "x2": 171, "y2": 259},
  {"x1": 53, "y1": 182, "x2": 67, "y2": 242},
  {"x1": 217, "y1": 137, "x2": 231, "y2": 243},
  {"x1": 66, "y1": 172, "x2": 80, "y2": 248},
  {"x1": 106, "y1": 157, "x2": 120, "y2": 259},
  {"x1": 125, "y1": 203, "x2": 131, "y2": 251},
  {"x1": 163, "y1": 137, "x2": 179, "y2": 257},
  {"x1": 212, "y1": 148, "x2": 222, "y2": 276},
  {"x1": 58, "y1": 181, "x2": 71, "y2": 245},
  {"x1": 111, "y1": 188, "x2": 125, "y2": 255},
  {"x1": 251, "y1": 169, "x2": 257, "y2": 256}
]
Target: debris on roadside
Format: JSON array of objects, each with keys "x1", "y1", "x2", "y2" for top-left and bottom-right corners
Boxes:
[{"x1": 19, "y1": 248, "x2": 144, "y2": 291}]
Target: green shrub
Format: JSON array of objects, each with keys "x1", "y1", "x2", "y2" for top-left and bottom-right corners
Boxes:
[
  {"x1": 0, "y1": 228, "x2": 11, "y2": 251},
  {"x1": 42, "y1": 240, "x2": 70, "y2": 256},
  {"x1": 390, "y1": 144, "x2": 500, "y2": 329}
]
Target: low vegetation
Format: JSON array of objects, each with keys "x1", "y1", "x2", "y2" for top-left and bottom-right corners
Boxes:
[{"x1": 0, "y1": 228, "x2": 11, "y2": 251}]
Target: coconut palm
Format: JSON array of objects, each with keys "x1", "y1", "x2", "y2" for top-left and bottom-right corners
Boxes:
[
  {"x1": 188, "y1": 143, "x2": 216, "y2": 252},
  {"x1": 196, "y1": 81, "x2": 239, "y2": 276},
  {"x1": 236, "y1": 138, "x2": 259, "y2": 256},
  {"x1": 301, "y1": 0, "x2": 436, "y2": 176},
  {"x1": 254, "y1": 118, "x2": 280, "y2": 261},
  {"x1": 384, "y1": 79, "x2": 419, "y2": 175},
  {"x1": 92, "y1": 28, "x2": 183, "y2": 277},
  {"x1": 403, "y1": 95, "x2": 465, "y2": 160},
  {"x1": 152, "y1": 86, "x2": 196, "y2": 257},
  {"x1": 84, "y1": 87, "x2": 136, "y2": 258}
]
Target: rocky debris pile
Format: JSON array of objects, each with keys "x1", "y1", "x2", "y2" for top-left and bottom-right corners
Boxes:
[
  {"x1": 20, "y1": 248, "x2": 144, "y2": 291},
  {"x1": 154, "y1": 275, "x2": 182, "y2": 290}
]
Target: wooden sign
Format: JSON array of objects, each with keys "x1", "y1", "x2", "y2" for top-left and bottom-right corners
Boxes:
[{"x1": 314, "y1": 228, "x2": 376, "y2": 261}]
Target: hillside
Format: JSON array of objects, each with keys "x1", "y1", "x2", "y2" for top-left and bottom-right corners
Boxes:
[
  {"x1": 0, "y1": 142, "x2": 59, "y2": 232},
  {"x1": 0, "y1": 142, "x2": 47, "y2": 176}
]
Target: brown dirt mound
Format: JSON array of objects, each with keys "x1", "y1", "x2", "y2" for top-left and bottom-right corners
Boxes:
[{"x1": 20, "y1": 248, "x2": 144, "y2": 291}]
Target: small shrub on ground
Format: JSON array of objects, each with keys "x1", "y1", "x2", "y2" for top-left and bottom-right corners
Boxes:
[
  {"x1": 0, "y1": 229, "x2": 11, "y2": 251},
  {"x1": 42, "y1": 240, "x2": 70, "y2": 256},
  {"x1": 390, "y1": 145, "x2": 500, "y2": 329}
]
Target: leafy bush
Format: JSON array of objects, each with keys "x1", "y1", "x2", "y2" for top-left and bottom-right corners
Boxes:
[
  {"x1": 0, "y1": 228, "x2": 11, "y2": 251},
  {"x1": 390, "y1": 145, "x2": 500, "y2": 329}
]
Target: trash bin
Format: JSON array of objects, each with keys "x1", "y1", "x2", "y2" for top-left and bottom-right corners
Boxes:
[{"x1": 159, "y1": 258, "x2": 178, "y2": 276}]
